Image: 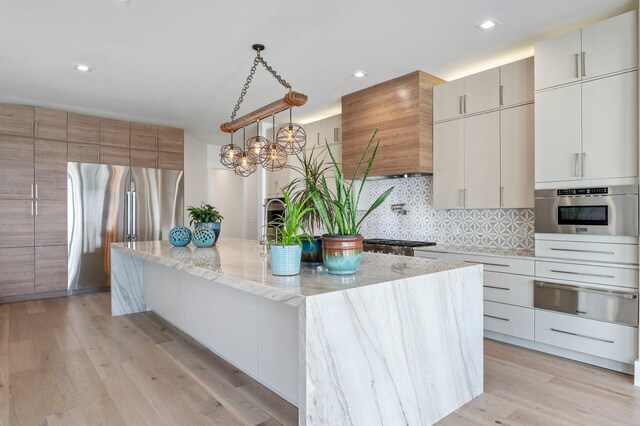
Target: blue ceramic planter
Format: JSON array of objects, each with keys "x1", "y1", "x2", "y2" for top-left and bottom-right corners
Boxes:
[
  {"x1": 195, "y1": 222, "x2": 221, "y2": 242},
  {"x1": 168, "y1": 226, "x2": 192, "y2": 247},
  {"x1": 301, "y1": 238, "x2": 323, "y2": 263},
  {"x1": 269, "y1": 244, "x2": 302, "y2": 276}
]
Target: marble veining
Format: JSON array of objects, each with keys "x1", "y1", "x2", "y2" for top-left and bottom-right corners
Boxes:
[
  {"x1": 111, "y1": 239, "x2": 471, "y2": 308},
  {"x1": 111, "y1": 247, "x2": 148, "y2": 316}
]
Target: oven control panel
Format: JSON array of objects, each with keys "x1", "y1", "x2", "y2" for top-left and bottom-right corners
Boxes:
[{"x1": 557, "y1": 187, "x2": 608, "y2": 196}]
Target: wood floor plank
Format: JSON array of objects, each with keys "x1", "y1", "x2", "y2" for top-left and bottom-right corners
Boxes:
[
  {"x1": 42, "y1": 374, "x2": 79, "y2": 416},
  {"x1": 237, "y1": 382, "x2": 298, "y2": 426},
  {"x1": 0, "y1": 304, "x2": 9, "y2": 356},
  {"x1": 45, "y1": 407, "x2": 87, "y2": 426},
  {"x1": 26, "y1": 300, "x2": 46, "y2": 314},
  {"x1": 9, "y1": 339, "x2": 36, "y2": 374},
  {"x1": 0, "y1": 355, "x2": 10, "y2": 426},
  {"x1": 9, "y1": 369, "x2": 47, "y2": 426},
  {"x1": 8, "y1": 303, "x2": 32, "y2": 343},
  {"x1": 104, "y1": 373, "x2": 165, "y2": 426}
]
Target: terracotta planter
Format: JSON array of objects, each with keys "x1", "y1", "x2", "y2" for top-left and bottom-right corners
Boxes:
[{"x1": 321, "y1": 235, "x2": 364, "y2": 275}]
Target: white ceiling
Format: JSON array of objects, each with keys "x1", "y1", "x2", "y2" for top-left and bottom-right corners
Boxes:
[{"x1": 0, "y1": 0, "x2": 634, "y2": 143}]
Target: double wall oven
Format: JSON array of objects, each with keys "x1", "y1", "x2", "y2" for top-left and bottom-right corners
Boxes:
[{"x1": 534, "y1": 185, "x2": 639, "y2": 328}]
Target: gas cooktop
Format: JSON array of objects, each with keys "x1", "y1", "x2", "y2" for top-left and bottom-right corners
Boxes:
[{"x1": 363, "y1": 239, "x2": 436, "y2": 256}]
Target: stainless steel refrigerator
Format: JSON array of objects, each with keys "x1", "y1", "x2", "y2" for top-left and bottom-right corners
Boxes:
[{"x1": 67, "y1": 163, "x2": 184, "y2": 294}]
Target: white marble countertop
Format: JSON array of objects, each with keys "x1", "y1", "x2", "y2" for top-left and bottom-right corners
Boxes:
[
  {"x1": 415, "y1": 244, "x2": 536, "y2": 260},
  {"x1": 112, "y1": 238, "x2": 476, "y2": 306}
]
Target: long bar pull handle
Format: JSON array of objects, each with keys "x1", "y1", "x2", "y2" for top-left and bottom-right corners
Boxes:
[
  {"x1": 484, "y1": 314, "x2": 510, "y2": 322},
  {"x1": 500, "y1": 186, "x2": 504, "y2": 207},
  {"x1": 499, "y1": 85, "x2": 504, "y2": 106},
  {"x1": 463, "y1": 95, "x2": 467, "y2": 113},
  {"x1": 550, "y1": 247, "x2": 615, "y2": 255},
  {"x1": 550, "y1": 328, "x2": 614, "y2": 344},
  {"x1": 465, "y1": 260, "x2": 510, "y2": 268},
  {"x1": 35, "y1": 184, "x2": 38, "y2": 199},
  {"x1": 574, "y1": 54, "x2": 580, "y2": 78},
  {"x1": 30, "y1": 183, "x2": 34, "y2": 199},
  {"x1": 35, "y1": 200, "x2": 38, "y2": 216},
  {"x1": 126, "y1": 190, "x2": 132, "y2": 240},
  {"x1": 484, "y1": 285, "x2": 510, "y2": 291},
  {"x1": 574, "y1": 153, "x2": 580, "y2": 177},
  {"x1": 31, "y1": 200, "x2": 34, "y2": 216},
  {"x1": 131, "y1": 190, "x2": 137, "y2": 240},
  {"x1": 535, "y1": 281, "x2": 638, "y2": 299},
  {"x1": 581, "y1": 153, "x2": 586, "y2": 177},
  {"x1": 549, "y1": 269, "x2": 615, "y2": 279},
  {"x1": 459, "y1": 96, "x2": 463, "y2": 115},
  {"x1": 581, "y1": 52, "x2": 586, "y2": 77}
]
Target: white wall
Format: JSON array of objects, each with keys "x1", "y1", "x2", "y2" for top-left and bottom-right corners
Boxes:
[{"x1": 183, "y1": 133, "x2": 209, "y2": 225}]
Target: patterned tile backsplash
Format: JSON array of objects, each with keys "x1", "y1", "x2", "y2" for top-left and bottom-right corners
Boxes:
[{"x1": 361, "y1": 176, "x2": 535, "y2": 251}]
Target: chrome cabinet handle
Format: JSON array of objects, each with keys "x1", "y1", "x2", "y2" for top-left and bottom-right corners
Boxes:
[
  {"x1": 484, "y1": 285, "x2": 510, "y2": 291},
  {"x1": 535, "y1": 281, "x2": 638, "y2": 299},
  {"x1": 574, "y1": 54, "x2": 580, "y2": 78},
  {"x1": 30, "y1": 183, "x2": 34, "y2": 199},
  {"x1": 549, "y1": 247, "x2": 615, "y2": 255},
  {"x1": 463, "y1": 95, "x2": 467, "y2": 113},
  {"x1": 131, "y1": 190, "x2": 137, "y2": 240},
  {"x1": 317, "y1": 132, "x2": 320, "y2": 146},
  {"x1": 35, "y1": 183, "x2": 38, "y2": 199},
  {"x1": 35, "y1": 200, "x2": 38, "y2": 216},
  {"x1": 459, "y1": 96, "x2": 463, "y2": 115},
  {"x1": 574, "y1": 153, "x2": 580, "y2": 177},
  {"x1": 581, "y1": 52, "x2": 586, "y2": 77},
  {"x1": 581, "y1": 153, "x2": 586, "y2": 177},
  {"x1": 549, "y1": 269, "x2": 615, "y2": 279},
  {"x1": 126, "y1": 190, "x2": 132, "y2": 240},
  {"x1": 500, "y1": 186, "x2": 504, "y2": 207},
  {"x1": 499, "y1": 85, "x2": 504, "y2": 106},
  {"x1": 484, "y1": 314, "x2": 510, "y2": 322},
  {"x1": 465, "y1": 260, "x2": 510, "y2": 268},
  {"x1": 550, "y1": 328, "x2": 613, "y2": 344},
  {"x1": 31, "y1": 200, "x2": 34, "y2": 216}
]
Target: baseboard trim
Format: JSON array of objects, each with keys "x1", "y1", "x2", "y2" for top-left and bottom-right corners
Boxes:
[
  {"x1": 0, "y1": 290, "x2": 68, "y2": 304},
  {"x1": 485, "y1": 331, "x2": 634, "y2": 375}
]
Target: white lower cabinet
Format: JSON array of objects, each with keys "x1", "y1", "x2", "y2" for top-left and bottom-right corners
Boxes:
[
  {"x1": 535, "y1": 310, "x2": 638, "y2": 364},
  {"x1": 535, "y1": 238, "x2": 638, "y2": 264},
  {"x1": 484, "y1": 301, "x2": 535, "y2": 340},
  {"x1": 483, "y1": 272, "x2": 534, "y2": 307}
]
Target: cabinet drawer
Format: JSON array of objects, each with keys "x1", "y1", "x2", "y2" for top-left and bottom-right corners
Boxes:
[
  {"x1": 448, "y1": 253, "x2": 534, "y2": 275},
  {"x1": 414, "y1": 251, "x2": 447, "y2": 261},
  {"x1": 535, "y1": 310, "x2": 638, "y2": 364},
  {"x1": 484, "y1": 272, "x2": 534, "y2": 307},
  {"x1": 535, "y1": 239, "x2": 638, "y2": 264},
  {"x1": 484, "y1": 301, "x2": 534, "y2": 340},
  {"x1": 536, "y1": 261, "x2": 638, "y2": 289}
]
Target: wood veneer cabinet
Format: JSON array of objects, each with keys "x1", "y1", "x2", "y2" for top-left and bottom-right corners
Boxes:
[
  {"x1": 131, "y1": 122, "x2": 157, "y2": 150},
  {"x1": 0, "y1": 134, "x2": 34, "y2": 199},
  {"x1": 34, "y1": 108, "x2": 68, "y2": 140},
  {"x1": 68, "y1": 113, "x2": 100, "y2": 144},
  {"x1": 131, "y1": 149, "x2": 157, "y2": 168},
  {"x1": 68, "y1": 143, "x2": 99, "y2": 163},
  {"x1": 0, "y1": 103, "x2": 34, "y2": 137},
  {"x1": 0, "y1": 247, "x2": 35, "y2": 297},
  {"x1": 100, "y1": 118, "x2": 130, "y2": 148},
  {"x1": 158, "y1": 126, "x2": 183, "y2": 153},
  {"x1": 341, "y1": 71, "x2": 444, "y2": 177}
]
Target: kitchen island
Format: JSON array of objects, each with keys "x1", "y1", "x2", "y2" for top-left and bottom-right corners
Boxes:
[{"x1": 111, "y1": 239, "x2": 483, "y2": 425}]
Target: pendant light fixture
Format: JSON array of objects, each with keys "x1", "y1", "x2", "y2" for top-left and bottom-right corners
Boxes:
[{"x1": 218, "y1": 44, "x2": 307, "y2": 176}]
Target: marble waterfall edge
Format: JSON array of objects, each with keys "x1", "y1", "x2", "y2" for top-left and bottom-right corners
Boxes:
[{"x1": 111, "y1": 247, "x2": 148, "y2": 316}]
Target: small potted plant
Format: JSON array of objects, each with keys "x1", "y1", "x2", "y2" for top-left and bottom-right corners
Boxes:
[
  {"x1": 187, "y1": 203, "x2": 224, "y2": 242},
  {"x1": 284, "y1": 146, "x2": 333, "y2": 263},
  {"x1": 267, "y1": 190, "x2": 312, "y2": 276},
  {"x1": 311, "y1": 129, "x2": 393, "y2": 275}
]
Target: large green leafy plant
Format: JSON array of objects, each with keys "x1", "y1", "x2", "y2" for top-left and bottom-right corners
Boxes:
[
  {"x1": 284, "y1": 146, "x2": 333, "y2": 237},
  {"x1": 269, "y1": 190, "x2": 313, "y2": 246},
  {"x1": 187, "y1": 203, "x2": 224, "y2": 225},
  {"x1": 311, "y1": 129, "x2": 393, "y2": 236}
]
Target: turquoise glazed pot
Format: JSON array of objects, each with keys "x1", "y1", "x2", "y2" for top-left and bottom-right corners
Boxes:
[
  {"x1": 269, "y1": 244, "x2": 302, "y2": 276},
  {"x1": 195, "y1": 222, "x2": 221, "y2": 242},
  {"x1": 168, "y1": 226, "x2": 192, "y2": 247},
  {"x1": 321, "y1": 235, "x2": 364, "y2": 275},
  {"x1": 192, "y1": 227, "x2": 216, "y2": 248},
  {"x1": 301, "y1": 237, "x2": 323, "y2": 263}
]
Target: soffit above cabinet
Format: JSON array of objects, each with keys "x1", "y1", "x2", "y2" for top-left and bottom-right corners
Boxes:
[{"x1": 341, "y1": 71, "x2": 444, "y2": 178}]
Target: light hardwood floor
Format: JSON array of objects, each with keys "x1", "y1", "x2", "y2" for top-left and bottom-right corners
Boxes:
[{"x1": 1, "y1": 292, "x2": 639, "y2": 425}]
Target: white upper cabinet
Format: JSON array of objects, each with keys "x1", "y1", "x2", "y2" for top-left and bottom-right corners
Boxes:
[
  {"x1": 535, "y1": 11, "x2": 637, "y2": 91},
  {"x1": 581, "y1": 11, "x2": 638, "y2": 80},
  {"x1": 500, "y1": 57, "x2": 534, "y2": 107},
  {"x1": 501, "y1": 104, "x2": 534, "y2": 208},
  {"x1": 534, "y1": 29, "x2": 582, "y2": 90},
  {"x1": 582, "y1": 71, "x2": 638, "y2": 180},
  {"x1": 433, "y1": 78, "x2": 465, "y2": 122},
  {"x1": 464, "y1": 68, "x2": 501, "y2": 115},
  {"x1": 535, "y1": 84, "x2": 582, "y2": 183},
  {"x1": 464, "y1": 112, "x2": 501, "y2": 209},
  {"x1": 433, "y1": 119, "x2": 465, "y2": 209}
]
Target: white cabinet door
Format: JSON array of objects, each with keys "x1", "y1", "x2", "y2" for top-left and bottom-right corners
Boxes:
[
  {"x1": 582, "y1": 71, "x2": 638, "y2": 180},
  {"x1": 535, "y1": 84, "x2": 582, "y2": 183},
  {"x1": 433, "y1": 79, "x2": 465, "y2": 122},
  {"x1": 464, "y1": 67, "x2": 500, "y2": 115},
  {"x1": 582, "y1": 11, "x2": 638, "y2": 80},
  {"x1": 534, "y1": 29, "x2": 582, "y2": 90},
  {"x1": 464, "y1": 112, "x2": 500, "y2": 209},
  {"x1": 500, "y1": 57, "x2": 534, "y2": 107},
  {"x1": 501, "y1": 104, "x2": 534, "y2": 208},
  {"x1": 433, "y1": 119, "x2": 465, "y2": 209},
  {"x1": 322, "y1": 115, "x2": 342, "y2": 145}
]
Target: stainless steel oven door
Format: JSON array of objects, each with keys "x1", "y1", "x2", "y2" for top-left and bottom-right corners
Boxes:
[{"x1": 535, "y1": 190, "x2": 638, "y2": 236}]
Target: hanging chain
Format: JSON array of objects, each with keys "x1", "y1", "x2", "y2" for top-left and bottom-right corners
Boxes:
[{"x1": 230, "y1": 51, "x2": 292, "y2": 121}]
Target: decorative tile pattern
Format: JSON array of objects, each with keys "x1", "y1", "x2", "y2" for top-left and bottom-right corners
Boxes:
[{"x1": 362, "y1": 176, "x2": 534, "y2": 251}]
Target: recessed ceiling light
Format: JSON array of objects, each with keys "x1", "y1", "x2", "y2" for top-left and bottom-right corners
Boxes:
[
  {"x1": 74, "y1": 64, "x2": 93, "y2": 72},
  {"x1": 351, "y1": 71, "x2": 368, "y2": 78},
  {"x1": 475, "y1": 19, "x2": 500, "y2": 31}
]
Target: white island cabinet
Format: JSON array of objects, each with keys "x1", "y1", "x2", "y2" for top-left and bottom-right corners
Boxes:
[{"x1": 111, "y1": 239, "x2": 483, "y2": 425}]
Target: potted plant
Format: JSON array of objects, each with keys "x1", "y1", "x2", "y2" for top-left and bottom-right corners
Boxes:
[
  {"x1": 267, "y1": 190, "x2": 313, "y2": 276},
  {"x1": 187, "y1": 203, "x2": 224, "y2": 242},
  {"x1": 284, "y1": 146, "x2": 334, "y2": 263},
  {"x1": 310, "y1": 129, "x2": 393, "y2": 275}
]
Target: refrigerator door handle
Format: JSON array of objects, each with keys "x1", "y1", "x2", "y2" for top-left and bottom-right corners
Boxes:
[
  {"x1": 126, "y1": 190, "x2": 132, "y2": 240},
  {"x1": 131, "y1": 190, "x2": 137, "y2": 240}
]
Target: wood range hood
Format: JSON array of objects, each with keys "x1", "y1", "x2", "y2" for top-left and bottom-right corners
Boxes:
[{"x1": 341, "y1": 70, "x2": 445, "y2": 179}]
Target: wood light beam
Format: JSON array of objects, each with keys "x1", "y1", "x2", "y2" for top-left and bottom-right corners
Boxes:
[{"x1": 219, "y1": 91, "x2": 307, "y2": 133}]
